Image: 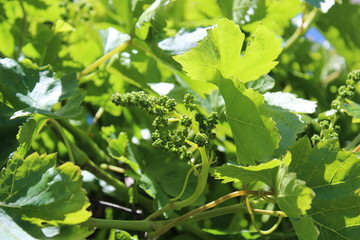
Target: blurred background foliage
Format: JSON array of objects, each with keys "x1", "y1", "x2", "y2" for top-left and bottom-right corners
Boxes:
[{"x1": 1, "y1": 0, "x2": 360, "y2": 239}]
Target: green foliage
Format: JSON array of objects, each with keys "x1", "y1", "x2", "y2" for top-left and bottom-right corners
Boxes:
[
  {"x1": 219, "y1": 77, "x2": 280, "y2": 164},
  {"x1": 290, "y1": 137, "x2": 360, "y2": 239},
  {"x1": 0, "y1": 152, "x2": 92, "y2": 239},
  {"x1": 174, "y1": 18, "x2": 282, "y2": 84},
  {"x1": 0, "y1": 1, "x2": 360, "y2": 239},
  {"x1": 0, "y1": 58, "x2": 84, "y2": 119}
]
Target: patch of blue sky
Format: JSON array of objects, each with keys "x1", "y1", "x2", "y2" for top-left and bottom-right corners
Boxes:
[{"x1": 291, "y1": 14, "x2": 331, "y2": 49}]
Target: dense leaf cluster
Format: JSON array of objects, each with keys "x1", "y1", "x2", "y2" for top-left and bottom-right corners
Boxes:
[{"x1": 0, "y1": 0, "x2": 360, "y2": 240}]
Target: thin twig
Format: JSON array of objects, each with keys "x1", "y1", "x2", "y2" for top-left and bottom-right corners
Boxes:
[
  {"x1": 79, "y1": 40, "x2": 131, "y2": 78},
  {"x1": 49, "y1": 118, "x2": 75, "y2": 163},
  {"x1": 283, "y1": 7, "x2": 319, "y2": 50},
  {"x1": 150, "y1": 190, "x2": 274, "y2": 237}
]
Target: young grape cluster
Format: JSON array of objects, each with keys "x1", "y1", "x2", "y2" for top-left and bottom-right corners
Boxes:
[
  {"x1": 312, "y1": 69, "x2": 360, "y2": 144},
  {"x1": 112, "y1": 92, "x2": 218, "y2": 161}
]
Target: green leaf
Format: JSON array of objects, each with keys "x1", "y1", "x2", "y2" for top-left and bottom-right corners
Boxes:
[
  {"x1": 242, "y1": 0, "x2": 302, "y2": 35},
  {"x1": 115, "y1": 230, "x2": 137, "y2": 240},
  {"x1": 264, "y1": 92, "x2": 317, "y2": 113},
  {"x1": 219, "y1": 77, "x2": 280, "y2": 164},
  {"x1": 0, "y1": 152, "x2": 91, "y2": 226},
  {"x1": 0, "y1": 58, "x2": 84, "y2": 119},
  {"x1": 290, "y1": 216, "x2": 319, "y2": 240},
  {"x1": 0, "y1": 209, "x2": 36, "y2": 240},
  {"x1": 128, "y1": 142, "x2": 203, "y2": 211},
  {"x1": 53, "y1": 90, "x2": 86, "y2": 118},
  {"x1": 54, "y1": 19, "x2": 74, "y2": 33},
  {"x1": 267, "y1": 105, "x2": 305, "y2": 157},
  {"x1": 211, "y1": 159, "x2": 282, "y2": 187},
  {"x1": 343, "y1": 99, "x2": 360, "y2": 123},
  {"x1": 174, "y1": 18, "x2": 282, "y2": 84},
  {"x1": 276, "y1": 162, "x2": 315, "y2": 218},
  {"x1": 108, "y1": 132, "x2": 140, "y2": 173},
  {"x1": 245, "y1": 75, "x2": 275, "y2": 93},
  {"x1": 135, "y1": 0, "x2": 171, "y2": 39},
  {"x1": 0, "y1": 103, "x2": 26, "y2": 166},
  {"x1": 16, "y1": 115, "x2": 48, "y2": 158},
  {"x1": 113, "y1": 0, "x2": 133, "y2": 34},
  {"x1": 0, "y1": 22, "x2": 15, "y2": 57},
  {"x1": 232, "y1": 0, "x2": 255, "y2": 24},
  {"x1": 136, "y1": 0, "x2": 170, "y2": 28},
  {"x1": 174, "y1": 18, "x2": 244, "y2": 83},
  {"x1": 235, "y1": 24, "x2": 282, "y2": 83},
  {"x1": 212, "y1": 151, "x2": 315, "y2": 231},
  {"x1": 289, "y1": 137, "x2": 360, "y2": 239},
  {"x1": 316, "y1": 1, "x2": 360, "y2": 68},
  {"x1": 0, "y1": 208, "x2": 94, "y2": 240}
]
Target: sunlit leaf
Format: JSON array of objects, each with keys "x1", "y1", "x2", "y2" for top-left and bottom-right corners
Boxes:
[
  {"x1": 211, "y1": 159, "x2": 282, "y2": 186},
  {"x1": 0, "y1": 58, "x2": 84, "y2": 119},
  {"x1": 219, "y1": 77, "x2": 280, "y2": 164},
  {"x1": 290, "y1": 137, "x2": 360, "y2": 239},
  {"x1": 0, "y1": 153, "x2": 91, "y2": 226},
  {"x1": 174, "y1": 18, "x2": 282, "y2": 84},
  {"x1": 264, "y1": 92, "x2": 317, "y2": 113},
  {"x1": 343, "y1": 99, "x2": 360, "y2": 123}
]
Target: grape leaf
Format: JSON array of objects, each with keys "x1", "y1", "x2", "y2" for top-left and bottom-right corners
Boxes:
[
  {"x1": 232, "y1": 0, "x2": 254, "y2": 25},
  {"x1": 113, "y1": 0, "x2": 133, "y2": 34},
  {"x1": 0, "y1": 208, "x2": 94, "y2": 240},
  {"x1": 245, "y1": 74, "x2": 275, "y2": 93},
  {"x1": 135, "y1": 0, "x2": 171, "y2": 39},
  {"x1": 211, "y1": 151, "x2": 315, "y2": 219},
  {"x1": 0, "y1": 209, "x2": 36, "y2": 240},
  {"x1": 128, "y1": 142, "x2": 204, "y2": 211},
  {"x1": 264, "y1": 92, "x2": 317, "y2": 114},
  {"x1": 343, "y1": 99, "x2": 360, "y2": 123},
  {"x1": 219, "y1": 77, "x2": 280, "y2": 164},
  {"x1": 235, "y1": 24, "x2": 282, "y2": 83},
  {"x1": 16, "y1": 116, "x2": 48, "y2": 158},
  {"x1": 174, "y1": 18, "x2": 282, "y2": 84},
  {"x1": 290, "y1": 216, "x2": 319, "y2": 240},
  {"x1": 276, "y1": 162, "x2": 315, "y2": 218},
  {"x1": 0, "y1": 58, "x2": 84, "y2": 119},
  {"x1": 267, "y1": 105, "x2": 305, "y2": 157},
  {"x1": 289, "y1": 137, "x2": 360, "y2": 239},
  {"x1": 136, "y1": 0, "x2": 170, "y2": 28},
  {"x1": 0, "y1": 152, "x2": 91, "y2": 226},
  {"x1": 242, "y1": 0, "x2": 302, "y2": 35},
  {"x1": 0, "y1": 103, "x2": 26, "y2": 166},
  {"x1": 316, "y1": 1, "x2": 360, "y2": 68},
  {"x1": 211, "y1": 159, "x2": 282, "y2": 187}
]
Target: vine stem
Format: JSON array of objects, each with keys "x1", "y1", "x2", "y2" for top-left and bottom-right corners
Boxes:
[
  {"x1": 245, "y1": 193, "x2": 283, "y2": 235},
  {"x1": 79, "y1": 40, "x2": 131, "y2": 78},
  {"x1": 170, "y1": 167, "x2": 194, "y2": 202},
  {"x1": 87, "y1": 106, "x2": 104, "y2": 134},
  {"x1": 80, "y1": 194, "x2": 286, "y2": 234},
  {"x1": 49, "y1": 118, "x2": 75, "y2": 163},
  {"x1": 149, "y1": 190, "x2": 275, "y2": 237},
  {"x1": 283, "y1": 7, "x2": 318, "y2": 50},
  {"x1": 146, "y1": 147, "x2": 210, "y2": 220},
  {"x1": 18, "y1": 0, "x2": 27, "y2": 59}
]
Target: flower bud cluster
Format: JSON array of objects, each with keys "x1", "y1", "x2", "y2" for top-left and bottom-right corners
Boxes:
[
  {"x1": 312, "y1": 69, "x2": 360, "y2": 144},
  {"x1": 112, "y1": 91, "x2": 219, "y2": 161},
  {"x1": 111, "y1": 91, "x2": 176, "y2": 116}
]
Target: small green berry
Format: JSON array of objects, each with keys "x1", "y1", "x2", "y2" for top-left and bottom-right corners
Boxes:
[
  {"x1": 184, "y1": 93, "x2": 196, "y2": 111},
  {"x1": 180, "y1": 115, "x2": 192, "y2": 127},
  {"x1": 348, "y1": 69, "x2": 360, "y2": 81},
  {"x1": 194, "y1": 133, "x2": 208, "y2": 147}
]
